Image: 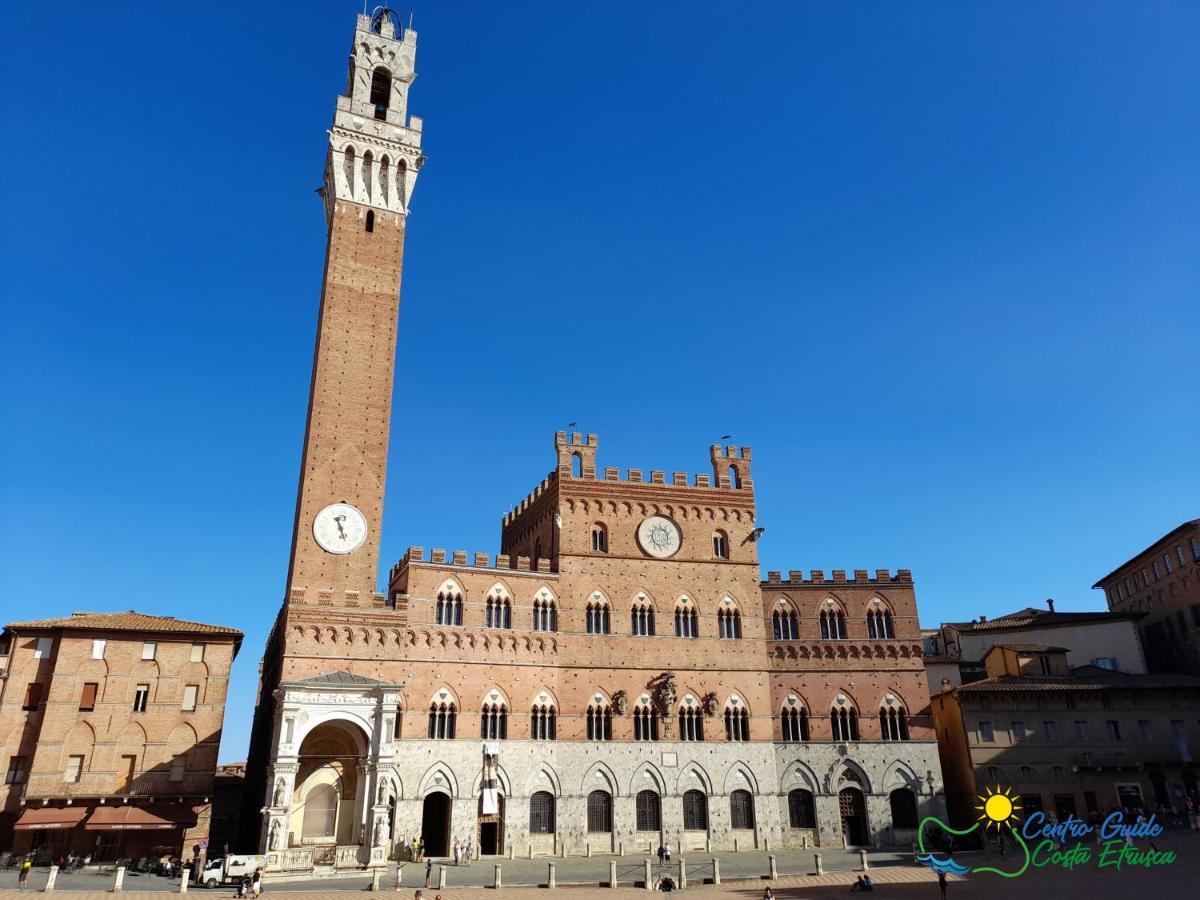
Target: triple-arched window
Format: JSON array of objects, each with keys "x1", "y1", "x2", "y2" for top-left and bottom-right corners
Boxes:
[
  {"x1": 724, "y1": 704, "x2": 750, "y2": 741},
  {"x1": 879, "y1": 704, "x2": 909, "y2": 741},
  {"x1": 717, "y1": 606, "x2": 742, "y2": 639},
  {"x1": 781, "y1": 705, "x2": 809, "y2": 742},
  {"x1": 633, "y1": 704, "x2": 658, "y2": 742},
  {"x1": 530, "y1": 703, "x2": 556, "y2": 740},
  {"x1": 480, "y1": 702, "x2": 507, "y2": 739},
  {"x1": 435, "y1": 588, "x2": 462, "y2": 626},
  {"x1": 867, "y1": 607, "x2": 895, "y2": 639},
  {"x1": 820, "y1": 607, "x2": 847, "y2": 640},
  {"x1": 532, "y1": 597, "x2": 557, "y2": 632},
  {"x1": 586, "y1": 702, "x2": 612, "y2": 741},
  {"x1": 678, "y1": 706, "x2": 704, "y2": 742},
  {"x1": 630, "y1": 599, "x2": 655, "y2": 636},
  {"x1": 831, "y1": 705, "x2": 859, "y2": 741},
  {"x1": 772, "y1": 607, "x2": 798, "y2": 640},
  {"x1": 586, "y1": 601, "x2": 611, "y2": 635},
  {"x1": 674, "y1": 601, "x2": 698, "y2": 638},
  {"x1": 485, "y1": 591, "x2": 511, "y2": 629},
  {"x1": 427, "y1": 702, "x2": 457, "y2": 739}
]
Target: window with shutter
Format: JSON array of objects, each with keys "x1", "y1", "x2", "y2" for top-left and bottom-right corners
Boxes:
[{"x1": 80, "y1": 683, "x2": 98, "y2": 711}]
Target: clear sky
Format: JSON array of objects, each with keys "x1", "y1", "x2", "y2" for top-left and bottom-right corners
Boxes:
[{"x1": 1, "y1": 2, "x2": 1196, "y2": 762}]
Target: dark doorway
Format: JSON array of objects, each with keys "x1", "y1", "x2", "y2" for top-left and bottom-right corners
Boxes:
[
  {"x1": 477, "y1": 794, "x2": 505, "y2": 856},
  {"x1": 420, "y1": 793, "x2": 451, "y2": 857},
  {"x1": 838, "y1": 788, "x2": 868, "y2": 846}
]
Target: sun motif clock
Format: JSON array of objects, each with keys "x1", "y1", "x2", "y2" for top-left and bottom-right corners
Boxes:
[
  {"x1": 637, "y1": 516, "x2": 682, "y2": 559},
  {"x1": 313, "y1": 502, "x2": 368, "y2": 555}
]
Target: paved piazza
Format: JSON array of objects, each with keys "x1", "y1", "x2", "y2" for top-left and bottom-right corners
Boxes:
[{"x1": 1, "y1": 832, "x2": 1195, "y2": 897}]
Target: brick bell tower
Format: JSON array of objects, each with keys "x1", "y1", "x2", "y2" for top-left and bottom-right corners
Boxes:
[{"x1": 285, "y1": 8, "x2": 424, "y2": 607}]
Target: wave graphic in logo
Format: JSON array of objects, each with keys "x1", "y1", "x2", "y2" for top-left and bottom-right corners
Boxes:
[{"x1": 916, "y1": 853, "x2": 971, "y2": 876}]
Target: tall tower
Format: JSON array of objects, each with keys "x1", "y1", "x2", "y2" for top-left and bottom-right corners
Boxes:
[{"x1": 286, "y1": 8, "x2": 423, "y2": 607}]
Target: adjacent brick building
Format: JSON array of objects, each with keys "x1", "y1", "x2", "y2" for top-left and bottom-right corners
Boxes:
[
  {"x1": 1094, "y1": 520, "x2": 1200, "y2": 675},
  {"x1": 242, "y1": 10, "x2": 944, "y2": 873},
  {"x1": 931, "y1": 644, "x2": 1200, "y2": 827},
  {"x1": 0, "y1": 612, "x2": 242, "y2": 861}
]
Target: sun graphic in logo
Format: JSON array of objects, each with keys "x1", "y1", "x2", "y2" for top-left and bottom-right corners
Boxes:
[{"x1": 975, "y1": 785, "x2": 1022, "y2": 832}]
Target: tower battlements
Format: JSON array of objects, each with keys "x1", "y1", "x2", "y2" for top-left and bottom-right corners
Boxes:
[{"x1": 762, "y1": 568, "x2": 914, "y2": 586}]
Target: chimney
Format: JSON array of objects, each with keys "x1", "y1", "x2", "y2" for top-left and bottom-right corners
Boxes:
[
  {"x1": 1047, "y1": 598, "x2": 1055, "y2": 613},
  {"x1": 979, "y1": 615, "x2": 987, "y2": 623}
]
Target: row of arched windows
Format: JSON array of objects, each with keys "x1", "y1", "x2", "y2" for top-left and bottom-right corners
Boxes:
[
  {"x1": 770, "y1": 604, "x2": 897, "y2": 641},
  {"x1": 587, "y1": 525, "x2": 733, "y2": 560},
  {"x1": 420, "y1": 701, "x2": 909, "y2": 742}
]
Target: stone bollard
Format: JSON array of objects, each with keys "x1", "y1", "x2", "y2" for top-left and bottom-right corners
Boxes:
[
  {"x1": 45, "y1": 865, "x2": 59, "y2": 892},
  {"x1": 493, "y1": 864, "x2": 502, "y2": 890},
  {"x1": 586, "y1": 843, "x2": 592, "y2": 858},
  {"x1": 813, "y1": 852, "x2": 823, "y2": 876},
  {"x1": 370, "y1": 868, "x2": 382, "y2": 891},
  {"x1": 528, "y1": 844, "x2": 535, "y2": 860},
  {"x1": 643, "y1": 858, "x2": 652, "y2": 891},
  {"x1": 608, "y1": 860, "x2": 617, "y2": 889},
  {"x1": 112, "y1": 866, "x2": 126, "y2": 893},
  {"x1": 508, "y1": 844, "x2": 515, "y2": 860},
  {"x1": 438, "y1": 867, "x2": 447, "y2": 889},
  {"x1": 859, "y1": 848, "x2": 869, "y2": 872},
  {"x1": 618, "y1": 841, "x2": 625, "y2": 857},
  {"x1": 547, "y1": 862, "x2": 556, "y2": 889},
  {"x1": 712, "y1": 857, "x2": 721, "y2": 885},
  {"x1": 802, "y1": 834, "x2": 809, "y2": 850},
  {"x1": 734, "y1": 836, "x2": 740, "y2": 852},
  {"x1": 764, "y1": 836, "x2": 771, "y2": 853},
  {"x1": 769, "y1": 854, "x2": 778, "y2": 879},
  {"x1": 678, "y1": 857, "x2": 687, "y2": 890},
  {"x1": 179, "y1": 870, "x2": 189, "y2": 894}
]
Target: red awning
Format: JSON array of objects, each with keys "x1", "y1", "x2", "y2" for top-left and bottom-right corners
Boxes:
[
  {"x1": 13, "y1": 807, "x2": 89, "y2": 831},
  {"x1": 84, "y1": 806, "x2": 194, "y2": 831}
]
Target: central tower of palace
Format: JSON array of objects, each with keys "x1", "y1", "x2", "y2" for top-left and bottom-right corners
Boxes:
[{"x1": 285, "y1": 7, "x2": 422, "y2": 608}]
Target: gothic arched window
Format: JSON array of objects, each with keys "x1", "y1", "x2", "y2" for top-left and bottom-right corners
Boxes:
[
  {"x1": 674, "y1": 601, "x2": 698, "y2": 638},
  {"x1": 435, "y1": 587, "x2": 462, "y2": 626},
  {"x1": 879, "y1": 704, "x2": 909, "y2": 741},
  {"x1": 788, "y1": 789, "x2": 816, "y2": 828},
  {"x1": 587, "y1": 790, "x2": 612, "y2": 833},
  {"x1": 867, "y1": 607, "x2": 895, "y2": 639},
  {"x1": 529, "y1": 791, "x2": 556, "y2": 834},
  {"x1": 682, "y1": 789, "x2": 708, "y2": 830},
  {"x1": 730, "y1": 790, "x2": 755, "y2": 829},
  {"x1": 724, "y1": 704, "x2": 750, "y2": 741},
  {"x1": 635, "y1": 790, "x2": 661, "y2": 831},
  {"x1": 530, "y1": 703, "x2": 556, "y2": 740},
  {"x1": 485, "y1": 591, "x2": 511, "y2": 629},
  {"x1": 820, "y1": 606, "x2": 847, "y2": 640},
  {"x1": 427, "y1": 702, "x2": 457, "y2": 739},
  {"x1": 480, "y1": 702, "x2": 507, "y2": 740},
  {"x1": 586, "y1": 702, "x2": 612, "y2": 741},
  {"x1": 633, "y1": 704, "x2": 659, "y2": 742},
  {"x1": 532, "y1": 598, "x2": 557, "y2": 632},
  {"x1": 717, "y1": 605, "x2": 742, "y2": 639},
  {"x1": 678, "y1": 705, "x2": 704, "y2": 742},
  {"x1": 831, "y1": 704, "x2": 859, "y2": 741},
  {"x1": 631, "y1": 599, "x2": 655, "y2": 636},
  {"x1": 781, "y1": 705, "x2": 809, "y2": 742},
  {"x1": 586, "y1": 601, "x2": 611, "y2": 635},
  {"x1": 773, "y1": 606, "x2": 798, "y2": 640}
]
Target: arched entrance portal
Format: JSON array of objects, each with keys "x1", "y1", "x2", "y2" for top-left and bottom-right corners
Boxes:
[
  {"x1": 839, "y1": 788, "x2": 868, "y2": 846},
  {"x1": 477, "y1": 794, "x2": 505, "y2": 856},
  {"x1": 420, "y1": 793, "x2": 451, "y2": 858},
  {"x1": 291, "y1": 721, "x2": 368, "y2": 852}
]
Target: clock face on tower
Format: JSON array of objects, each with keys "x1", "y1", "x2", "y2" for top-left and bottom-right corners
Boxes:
[
  {"x1": 637, "y1": 516, "x2": 682, "y2": 559},
  {"x1": 313, "y1": 502, "x2": 368, "y2": 555}
]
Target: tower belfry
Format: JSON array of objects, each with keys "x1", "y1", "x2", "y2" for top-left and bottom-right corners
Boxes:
[{"x1": 285, "y1": 7, "x2": 423, "y2": 607}]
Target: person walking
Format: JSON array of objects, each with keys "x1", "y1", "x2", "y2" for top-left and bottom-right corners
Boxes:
[
  {"x1": 250, "y1": 868, "x2": 262, "y2": 898},
  {"x1": 452, "y1": 841, "x2": 460, "y2": 866},
  {"x1": 18, "y1": 856, "x2": 32, "y2": 890},
  {"x1": 394, "y1": 863, "x2": 403, "y2": 890},
  {"x1": 938, "y1": 869, "x2": 948, "y2": 900},
  {"x1": 424, "y1": 859, "x2": 432, "y2": 888},
  {"x1": 464, "y1": 840, "x2": 472, "y2": 867},
  {"x1": 417, "y1": 838, "x2": 425, "y2": 862}
]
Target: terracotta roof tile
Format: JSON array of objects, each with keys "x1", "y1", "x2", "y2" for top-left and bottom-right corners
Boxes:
[
  {"x1": 956, "y1": 672, "x2": 1200, "y2": 694},
  {"x1": 5, "y1": 611, "x2": 242, "y2": 637}
]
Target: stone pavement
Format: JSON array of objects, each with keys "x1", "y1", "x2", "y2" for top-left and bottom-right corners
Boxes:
[{"x1": 1, "y1": 832, "x2": 1195, "y2": 898}]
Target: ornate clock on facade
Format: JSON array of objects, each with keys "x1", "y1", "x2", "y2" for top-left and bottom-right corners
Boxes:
[
  {"x1": 637, "y1": 515, "x2": 682, "y2": 558},
  {"x1": 313, "y1": 502, "x2": 368, "y2": 554}
]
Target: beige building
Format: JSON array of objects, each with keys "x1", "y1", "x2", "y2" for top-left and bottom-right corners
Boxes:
[
  {"x1": 1095, "y1": 520, "x2": 1200, "y2": 676},
  {"x1": 0, "y1": 612, "x2": 242, "y2": 861},
  {"x1": 931, "y1": 643, "x2": 1200, "y2": 828},
  {"x1": 938, "y1": 600, "x2": 1146, "y2": 677}
]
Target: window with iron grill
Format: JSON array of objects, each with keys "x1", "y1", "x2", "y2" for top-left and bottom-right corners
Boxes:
[
  {"x1": 587, "y1": 790, "x2": 612, "y2": 833},
  {"x1": 682, "y1": 789, "x2": 708, "y2": 830},
  {"x1": 729, "y1": 790, "x2": 755, "y2": 829},
  {"x1": 788, "y1": 789, "x2": 816, "y2": 828},
  {"x1": 635, "y1": 790, "x2": 661, "y2": 831},
  {"x1": 529, "y1": 791, "x2": 555, "y2": 834}
]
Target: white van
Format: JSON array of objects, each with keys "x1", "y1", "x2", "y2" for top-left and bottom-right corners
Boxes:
[{"x1": 199, "y1": 855, "x2": 266, "y2": 888}]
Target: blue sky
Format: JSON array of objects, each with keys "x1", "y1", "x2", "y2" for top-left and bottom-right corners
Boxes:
[{"x1": 1, "y1": 2, "x2": 1196, "y2": 761}]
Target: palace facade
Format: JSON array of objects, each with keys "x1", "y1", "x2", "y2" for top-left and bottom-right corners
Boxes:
[{"x1": 243, "y1": 9, "x2": 943, "y2": 872}]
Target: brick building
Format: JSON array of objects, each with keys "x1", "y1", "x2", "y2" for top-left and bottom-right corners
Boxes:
[
  {"x1": 242, "y1": 10, "x2": 943, "y2": 873},
  {"x1": 1094, "y1": 520, "x2": 1200, "y2": 675},
  {"x1": 0, "y1": 612, "x2": 242, "y2": 861},
  {"x1": 931, "y1": 644, "x2": 1200, "y2": 828}
]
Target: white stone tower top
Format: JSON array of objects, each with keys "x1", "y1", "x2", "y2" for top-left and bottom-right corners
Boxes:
[{"x1": 323, "y1": 8, "x2": 424, "y2": 221}]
